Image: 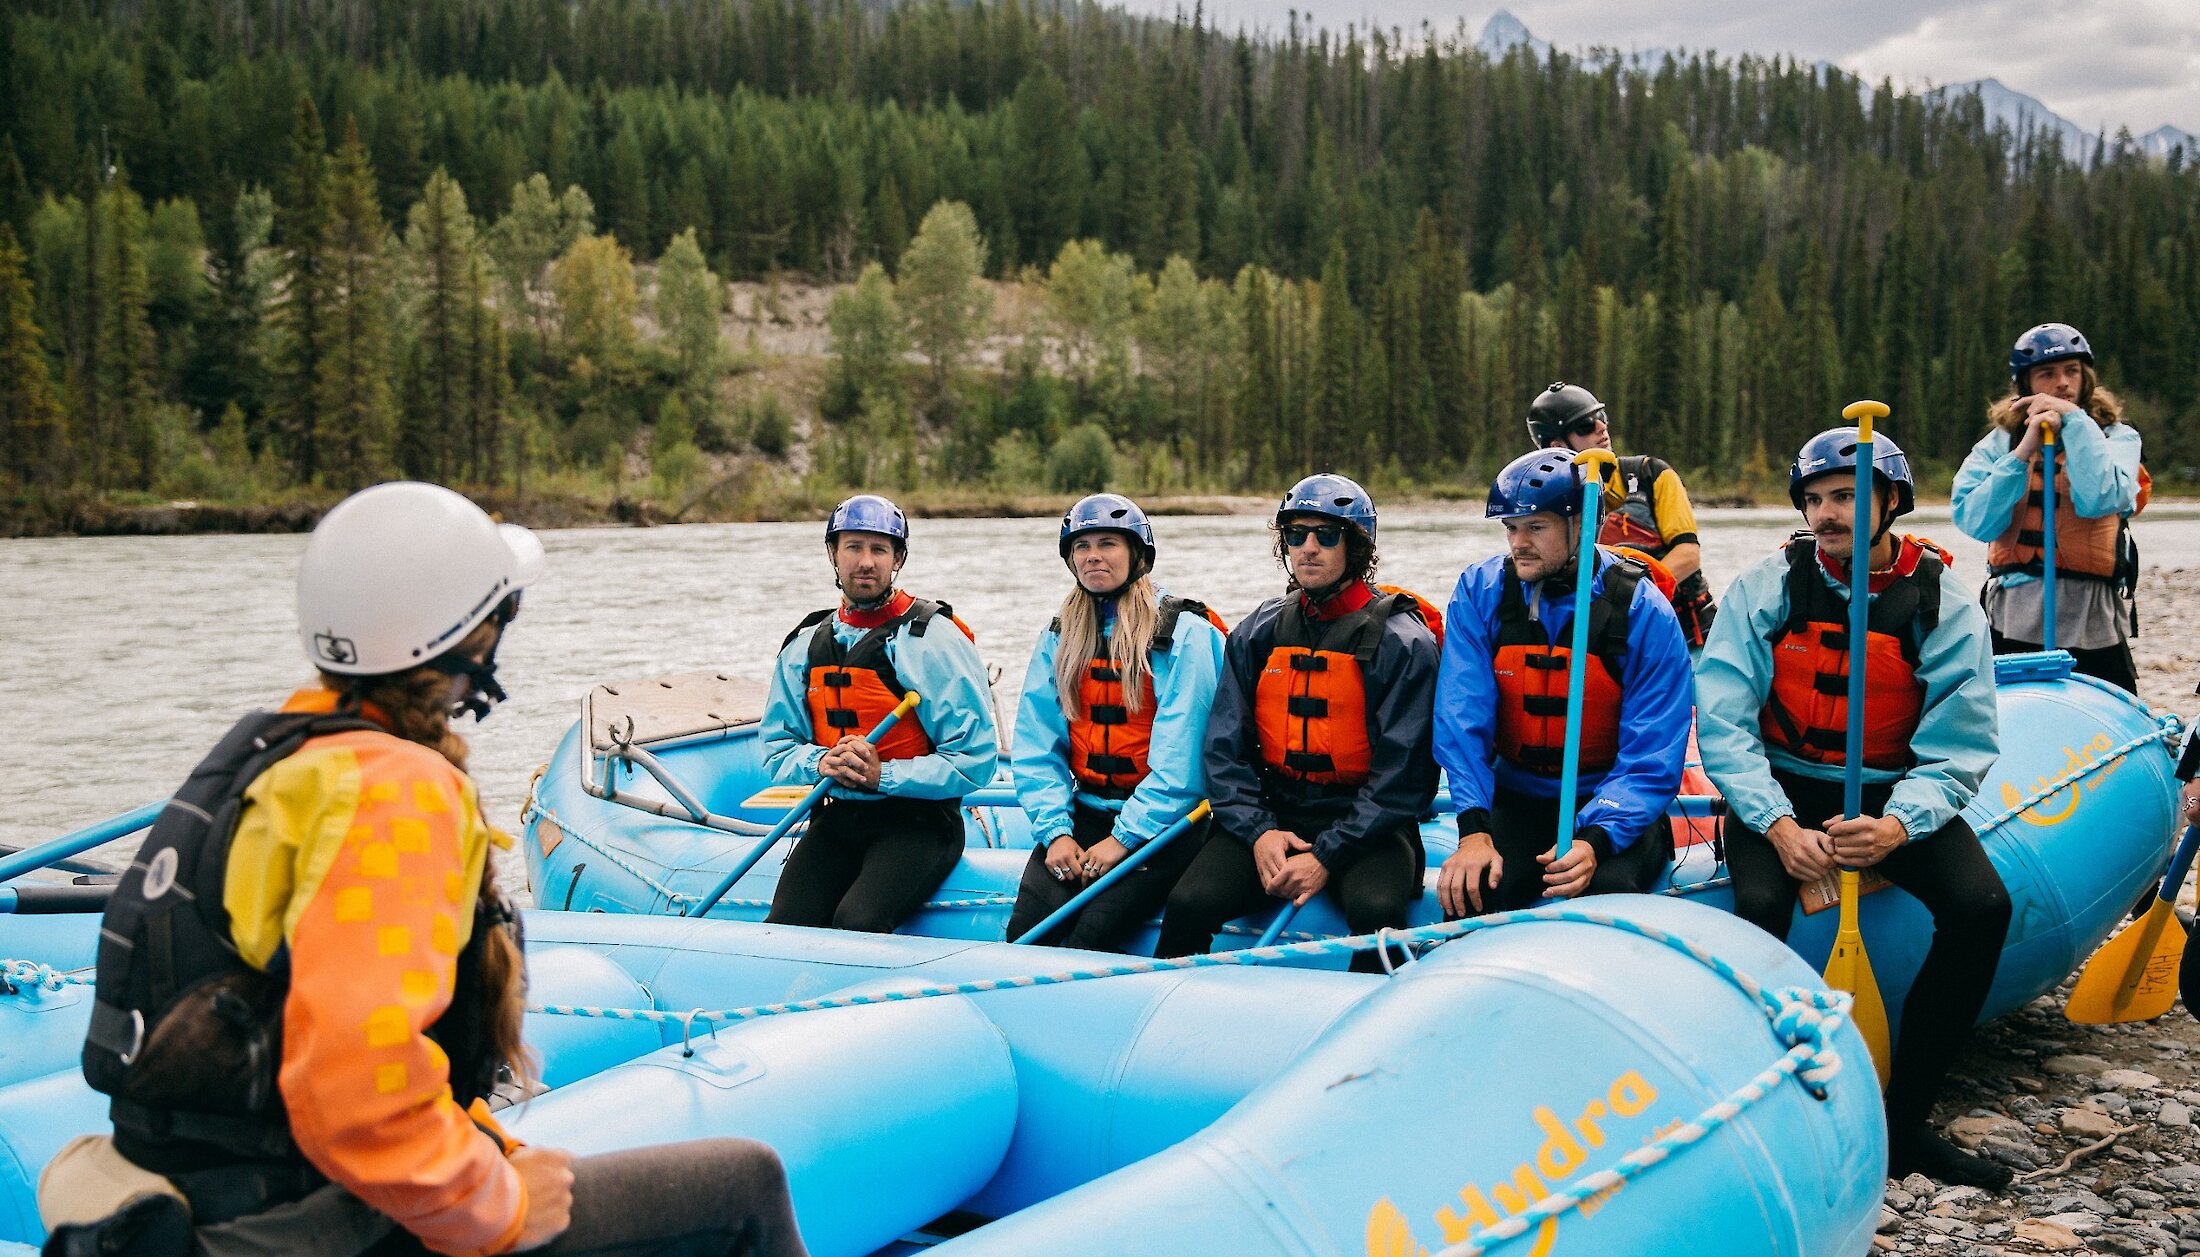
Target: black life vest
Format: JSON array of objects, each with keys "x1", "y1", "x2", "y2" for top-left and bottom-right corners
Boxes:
[
  {"x1": 82, "y1": 710, "x2": 509, "y2": 1219},
  {"x1": 1596, "y1": 455, "x2": 1717, "y2": 647},
  {"x1": 1491, "y1": 556, "x2": 1642, "y2": 777}
]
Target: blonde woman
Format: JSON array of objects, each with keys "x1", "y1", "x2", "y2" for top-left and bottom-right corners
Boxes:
[{"x1": 1005, "y1": 494, "x2": 1226, "y2": 951}]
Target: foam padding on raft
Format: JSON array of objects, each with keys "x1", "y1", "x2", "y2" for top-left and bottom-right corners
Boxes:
[
  {"x1": 508, "y1": 993, "x2": 1019, "y2": 1257},
  {"x1": 931, "y1": 896, "x2": 1881, "y2": 1257}
]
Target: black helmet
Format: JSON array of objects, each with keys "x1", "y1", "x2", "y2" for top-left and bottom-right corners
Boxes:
[{"x1": 1525, "y1": 382, "x2": 1608, "y2": 448}]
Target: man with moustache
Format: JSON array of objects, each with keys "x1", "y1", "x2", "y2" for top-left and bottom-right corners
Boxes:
[
  {"x1": 1433, "y1": 449, "x2": 1693, "y2": 917},
  {"x1": 758, "y1": 494, "x2": 997, "y2": 932},
  {"x1": 1695, "y1": 428, "x2": 2012, "y2": 1189},
  {"x1": 1154, "y1": 474, "x2": 1440, "y2": 974}
]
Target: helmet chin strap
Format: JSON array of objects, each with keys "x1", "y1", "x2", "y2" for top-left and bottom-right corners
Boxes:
[{"x1": 429, "y1": 649, "x2": 507, "y2": 722}]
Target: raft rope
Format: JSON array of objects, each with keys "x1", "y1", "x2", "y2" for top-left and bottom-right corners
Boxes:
[
  {"x1": 1969, "y1": 716, "x2": 2180, "y2": 836},
  {"x1": 0, "y1": 958, "x2": 93, "y2": 993},
  {"x1": 524, "y1": 906, "x2": 1850, "y2": 1253}
]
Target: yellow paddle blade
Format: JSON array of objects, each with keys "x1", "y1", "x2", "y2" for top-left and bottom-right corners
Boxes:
[
  {"x1": 1823, "y1": 871, "x2": 1892, "y2": 1088},
  {"x1": 739, "y1": 785, "x2": 816, "y2": 810},
  {"x1": 1824, "y1": 931, "x2": 1893, "y2": 1089},
  {"x1": 2066, "y1": 900, "x2": 2188, "y2": 1025}
]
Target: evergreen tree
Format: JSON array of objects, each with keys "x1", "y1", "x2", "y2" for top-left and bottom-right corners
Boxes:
[
  {"x1": 88, "y1": 172, "x2": 158, "y2": 491},
  {"x1": 318, "y1": 120, "x2": 394, "y2": 490},
  {"x1": 826, "y1": 261, "x2": 905, "y2": 419},
  {"x1": 268, "y1": 96, "x2": 332, "y2": 482},
  {"x1": 1310, "y1": 239, "x2": 1358, "y2": 469},
  {"x1": 1008, "y1": 67, "x2": 1084, "y2": 268},
  {"x1": 0, "y1": 224, "x2": 65, "y2": 483},
  {"x1": 397, "y1": 168, "x2": 484, "y2": 479}
]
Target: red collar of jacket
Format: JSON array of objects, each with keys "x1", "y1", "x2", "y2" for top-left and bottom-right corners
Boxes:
[
  {"x1": 1817, "y1": 535, "x2": 1948, "y2": 594},
  {"x1": 1301, "y1": 580, "x2": 1375, "y2": 621},
  {"x1": 840, "y1": 588, "x2": 916, "y2": 629}
]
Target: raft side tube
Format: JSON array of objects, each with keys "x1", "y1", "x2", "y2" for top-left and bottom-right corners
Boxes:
[
  {"x1": 931, "y1": 896, "x2": 1883, "y2": 1257},
  {"x1": 507, "y1": 995, "x2": 1019, "y2": 1257}
]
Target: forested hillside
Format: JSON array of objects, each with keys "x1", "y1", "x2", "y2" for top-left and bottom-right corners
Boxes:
[{"x1": 2, "y1": 0, "x2": 2196, "y2": 525}]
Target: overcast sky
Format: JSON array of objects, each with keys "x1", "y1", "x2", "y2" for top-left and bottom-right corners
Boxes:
[{"x1": 1142, "y1": 0, "x2": 2198, "y2": 138}]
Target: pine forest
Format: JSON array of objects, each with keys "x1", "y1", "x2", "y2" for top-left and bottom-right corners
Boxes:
[{"x1": 2, "y1": 0, "x2": 2197, "y2": 528}]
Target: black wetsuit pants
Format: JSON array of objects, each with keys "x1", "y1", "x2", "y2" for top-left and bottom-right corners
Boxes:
[
  {"x1": 1726, "y1": 769, "x2": 2011, "y2": 1133},
  {"x1": 1003, "y1": 801, "x2": 1207, "y2": 951},
  {"x1": 1154, "y1": 806, "x2": 1423, "y2": 975},
  {"x1": 1990, "y1": 627, "x2": 2138, "y2": 694},
  {"x1": 764, "y1": 794, "x2": 963, "y2": 933},
  {"x1": 1463, "y1": 785, "x2": 1674, "y2": 915},
  {"x1": 356, "y1": 1139, "x2": 807, "y2": 1257}
]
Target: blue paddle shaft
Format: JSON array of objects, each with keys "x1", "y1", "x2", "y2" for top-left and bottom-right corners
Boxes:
[
  {"x1": 0, "y1": 801, "x2": 164, "y2": 885},
  {"x1": 1256, "y1": 900, "x2": 1302, "y2": 946},
  {"x1": 689, "y1": 700, "x2": 915, "y2": 917},
  {"x1": 2041, "y1": 434, "x2": 2058, "y2": 653},
  {"x1": 1014, "y1": 804, "x2": 1207, "y2": 944},
  {"x1": 2157, "y1": 824, "x2": 2200, "y2": 906},
  {"x1": 1844, "y1": 436, "x2": 1873, "y2": 824},
  {"x1": 1555, "y1": 469, "x2": 1604, "y2": 862}
]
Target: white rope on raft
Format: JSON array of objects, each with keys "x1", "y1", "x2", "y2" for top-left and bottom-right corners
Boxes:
[{"x1": 522, "y1": 904, "x2": 1852, "y2": 1253}]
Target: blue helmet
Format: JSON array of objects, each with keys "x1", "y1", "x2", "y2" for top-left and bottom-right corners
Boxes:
[
  {"x1": 1788, "y1": 428, "x2": 1915, "y2": 519},
  {"x1": 1059, "y1": 493, "x2": 1156, "y2": 567},
  {"x1": 1278, "y1": 473, "x2": 1378, "y2": 541},
  {"x1": 1486, "y1": 450, "x2": 1588, "y2": 520},
  {"x1": 2009, "y1": 323, "x2": 2093, "y2": 387},
  {"x1": 825, "y1": 494, "x2": 908, "y2": 548}
]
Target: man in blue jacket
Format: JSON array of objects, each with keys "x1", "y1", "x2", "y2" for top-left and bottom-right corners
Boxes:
[
  {"x1": 1697, "y1": 428, "x2": 2011, "y2": 1189},
  {"x1": 759, "y1": 493, "x2": 998, "y2": 933},
  {"x1": 1155, "y1": 474, "x2": 1440, "y2": 973},
  {"x1": 1434, "y1": 449, "x2": 1692, "y2": 916}
]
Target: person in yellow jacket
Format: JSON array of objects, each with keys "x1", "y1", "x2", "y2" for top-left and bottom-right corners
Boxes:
[{"x1": 41, "y1": 483, "x2": 806, "y2": 1257}]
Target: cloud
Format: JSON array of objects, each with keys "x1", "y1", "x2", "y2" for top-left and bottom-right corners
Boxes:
[{"x1": 1153, "y1": 0, "x2": 2198, "y2": 135}]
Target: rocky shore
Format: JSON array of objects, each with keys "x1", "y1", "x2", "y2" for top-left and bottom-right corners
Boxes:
[{"x1": 1879, "y1": 568, "x2": 2200, "y2": 1255}]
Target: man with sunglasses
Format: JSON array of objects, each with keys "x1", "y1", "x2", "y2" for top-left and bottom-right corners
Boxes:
[
  {"x1": 1528, "y1": 382, "x2": 1718, "y2": 648},
  {"x1": 1433, "y1": 450, "x2": 1693, "y2": 918},
  {"x1": 1155, "y1": 474, "x2": 1440, "y2": 973}
]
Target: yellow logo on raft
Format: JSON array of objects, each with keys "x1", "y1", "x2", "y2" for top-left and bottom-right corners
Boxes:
[
  {"x1": 1365, "y1": 1070, "x2": 1664, "y2": 1257},
  {"x1": 1997, "y1": 732, "x2": 2121, "y2": 827}
]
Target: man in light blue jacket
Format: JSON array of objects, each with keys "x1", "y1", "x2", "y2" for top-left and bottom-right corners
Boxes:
[
  {"x1": 1697, "y1": 428, "x2": 2011, "y2": 1190},
  {"x1": 759, "y1": 494, "x2": 998, "y2": 933}
]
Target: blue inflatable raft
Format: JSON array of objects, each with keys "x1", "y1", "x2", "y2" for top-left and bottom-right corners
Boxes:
[
  {"x1": 0, "y1": 652, "x2": 2175, "y2": 1256},
  {"x1": 4, "y1": 895, "x2": 1881, "y2": 1255},
  {"x1": 523, "y1": 653, "x2": 2182, "y2": 1026}
]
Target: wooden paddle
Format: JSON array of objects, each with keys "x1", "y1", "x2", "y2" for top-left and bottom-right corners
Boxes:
[
  {"x1": 1826, "y1": 400, "x2": 1894, "y2": 1086},
  {"x1": 2066, "y1": 824, "x2": 2200, "y2": 1024}
]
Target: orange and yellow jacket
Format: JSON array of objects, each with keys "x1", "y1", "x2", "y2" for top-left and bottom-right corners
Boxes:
[{"x1": 224, "y1": 688, "x2": 526, "y2": 1256}]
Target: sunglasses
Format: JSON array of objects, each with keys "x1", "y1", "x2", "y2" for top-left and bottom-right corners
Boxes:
[
  {"x1": 1282, "y1": 524, "x2": 1346, "y2": 548},
  {"x1": 1564, "y1": 414, "x2": 1608, "y2": 437}
]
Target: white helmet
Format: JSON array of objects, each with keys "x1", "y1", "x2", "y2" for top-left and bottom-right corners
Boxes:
[{"x1": 297, "y1": 482, "x2": 544, "y2": 676}]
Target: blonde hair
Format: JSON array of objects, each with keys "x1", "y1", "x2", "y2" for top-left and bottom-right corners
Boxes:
[
  {"x1": 1053, "y1": 573, "x2": 1162, "y2": 721},
  {"x1": 1988, "y1": 364, "x2": 2125, "y2": 436}
]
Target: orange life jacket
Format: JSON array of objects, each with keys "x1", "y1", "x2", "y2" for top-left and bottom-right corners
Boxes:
[
  {"x1": 1375, "y1": 585, "x2": 1445, "y2": 647},
  {"x1": 1255, "y1": 586, "x2": 1426, "y2": 788},
  {"x1": 1491, "y1": 555, "x2": 1644, "y2": 777},
  {"x1": 1062, "y1": 595, "x2": 1224, "y2": 796},
  {"x1": 1759, "y1": 535, "x2": 1944, "y2": 771},
  {"x1": 789, "y1": 590, "x2": 972, "y2": 761},
  {"x1": 1986, "y1": 455, "x2": 2149, "y2": 585}
]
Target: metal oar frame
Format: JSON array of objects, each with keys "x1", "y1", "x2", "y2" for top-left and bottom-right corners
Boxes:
[{"x1": 577, "y1": 686, "x2": 783, "y2": 839}]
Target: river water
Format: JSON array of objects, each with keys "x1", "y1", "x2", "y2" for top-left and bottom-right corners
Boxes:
[{"x1": 8, "y1": 504, "x2": 2200, "y2": 869}]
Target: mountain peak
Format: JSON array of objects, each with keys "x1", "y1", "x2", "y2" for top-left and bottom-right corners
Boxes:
[{"x1": 1476, "y1": 10, "x2": 1550, "y2": 60}]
